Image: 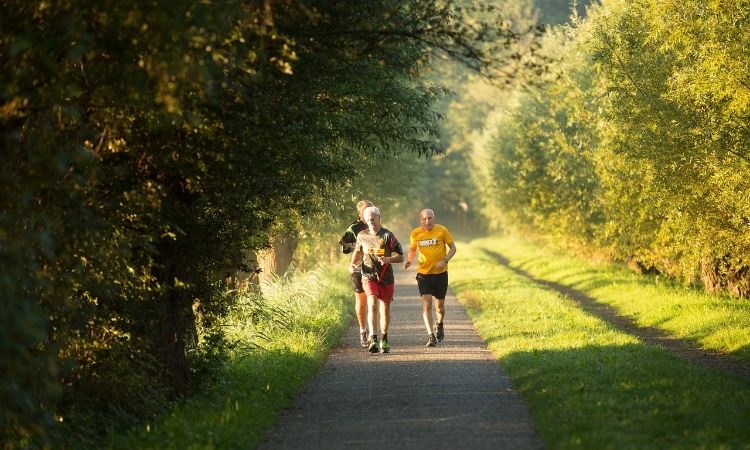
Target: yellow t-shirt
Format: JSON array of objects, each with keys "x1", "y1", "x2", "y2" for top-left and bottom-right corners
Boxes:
[{"x1": 409, "y1": 224, "x2": 454, "y2": 275}]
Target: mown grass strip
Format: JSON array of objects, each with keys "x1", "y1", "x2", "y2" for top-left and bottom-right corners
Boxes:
[
  {"x1": 450, "y1": 240, "x2": 750, "y2": 449},
  {"x1": 107, "y1": 268, "x2": 351, "y2": 449},
  {"x1": 472, "y1": 236, "x2": 750, "y2": 363}
]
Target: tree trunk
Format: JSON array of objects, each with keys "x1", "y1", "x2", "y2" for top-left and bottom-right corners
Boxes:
[
  {"x1": 727, "y1": 266, "x2": 750, "y2": 298},
  {"x1": 700, "y1": 259, "x2": 723, "y2": 294},
  {"x1": 153, "y1": 244, "x2": 192, "y2": 398},
  {"x1": 159, "y1": 287, "x2": 190, "y2": 397},
  {"x1": 700, "y1": 258, "x2": 750, "y2": 298},
  {"x1": 226, "y1": 250, "x2": 262, "y2": 293},
  {"x1": 258, "y1": 233, "x2": 299, "y2": 279}
]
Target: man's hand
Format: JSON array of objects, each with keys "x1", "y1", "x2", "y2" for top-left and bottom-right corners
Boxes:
[
  {"x1": 349, "y1": 251, "x2": 361, "y2": 274},
  {"x1": 404, "y1": 260, "x2": 412, "y2": 269}
]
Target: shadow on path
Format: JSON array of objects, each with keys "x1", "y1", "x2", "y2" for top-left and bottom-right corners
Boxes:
[
  {"x1": 481, "y1": 248, "x2": 750, "y2": 381},
  {"x1": 257, "y1": 267, "x2": 545, "y2": 450}
]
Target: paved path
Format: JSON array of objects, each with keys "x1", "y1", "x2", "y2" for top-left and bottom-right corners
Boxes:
[{"x1": 258, "y1": 267, "x2": 544, "y2": 449}]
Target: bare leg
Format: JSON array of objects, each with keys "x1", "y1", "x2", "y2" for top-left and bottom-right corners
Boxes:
[
  {"x1": 355, "y1": 291, "x2": 367, "y2": 330},
  {"x1": 380, "y1": 300, "x2": 390, "y2": 336},
  {"x1": 367, "y1": 294, "x2": 379, "y2": 338},
  {"x1": 435, "y1": 298, "x2": 445, "y2": 324},
  {"x1": 421, "y1": 294, "x2": 434, "y2": 335}
]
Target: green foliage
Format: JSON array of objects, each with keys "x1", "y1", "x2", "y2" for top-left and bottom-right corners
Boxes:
[
  {"x1": 586, "y1": 0, "x2": 750, "y2": 288},
  {"x1": 292, "y1": 149, "x2": 431, "y2": 273},
  {"x1": 428, "y1": 0, "x2": 596, "y2": 235},
  {"x1": 460, "y1": 0, "x2": 750, "y2": 296},
  {"x1": 1, "y1": 0, "x2": 524, "y2": 446},
  {"x1": 474, "y1": 21, "x2": 602, "y2": 242},
  {"x1": 108, "y1": 267, "x2": 351, "y2": 449}
]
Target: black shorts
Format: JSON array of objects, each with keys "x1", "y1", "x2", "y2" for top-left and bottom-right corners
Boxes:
[
  {"x1": 351, "y1": 271, "x2": 364, "y2": 293},
  {"x1": 416, "y1": 272, "x2": 448, "y2": 299}
]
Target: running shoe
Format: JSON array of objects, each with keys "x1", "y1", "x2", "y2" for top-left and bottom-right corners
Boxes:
[
  {"x1": 435, "y1": 322, "x2": 444, "y2": 342},
  {"x1": 380, "y1": 340, "x2": 390, "y2": 353},
  {"x1": 368, "y1": 336, "x2": 379, "y2": 353},
  {"x1": 426, "y1": 333, "x2": 437, "y2": 347},
  {"x1": 360, "y1": 331, "x2": 368, "y2": 348}
]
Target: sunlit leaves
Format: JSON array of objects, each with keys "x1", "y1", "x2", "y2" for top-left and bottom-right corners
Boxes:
[
  {"x1": 586, "y1": 0, "x2": 750, "y2": 284},
  {"x1": 479, "y1": 0, "x2": 750, "y2": 296}
]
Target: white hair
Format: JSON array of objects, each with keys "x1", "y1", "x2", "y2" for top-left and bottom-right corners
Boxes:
[{"x1": 363, "y1": 205, "x2": 380, "y2": 219}]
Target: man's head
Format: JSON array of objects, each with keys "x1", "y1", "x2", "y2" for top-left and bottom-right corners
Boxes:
[
  {"x1": 420, "y1": 208, "x2": 435, "y2": 231},
  {"x1": 363, "y1": 206, "x2": 381, "y2": 232},
  {"x1": 356, "y1": 199, "x2": 373, "y2": 221}
]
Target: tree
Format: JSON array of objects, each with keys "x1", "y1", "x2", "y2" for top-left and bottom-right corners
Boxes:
[
  {"x1": 1, "y1": 1, "x2": 528, "y2": 445},
  {"x1": 587, "y1": 0, "x2": 750, "y2": 290}
]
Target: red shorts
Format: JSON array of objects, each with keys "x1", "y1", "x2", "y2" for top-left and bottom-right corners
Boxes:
[{"x1": 363, "y1": 279, "x2": 395, "y2": 303}]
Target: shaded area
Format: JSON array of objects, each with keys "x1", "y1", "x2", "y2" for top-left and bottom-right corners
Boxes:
[
  {"x1": 500, "y1": 343, "x2": 750, "y2": 448},
  {"x1": 481, "y1": 248, "x2": 750, "y2": 381}
]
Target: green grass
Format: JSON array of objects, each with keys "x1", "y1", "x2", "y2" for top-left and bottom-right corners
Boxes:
[
  {"x1": 450, "y1": 236, "x2": 750, "y2": 449},
  {"x1": 105, "y1": 235, "x2": 750, "y2": 449},
  {"x1": 107, "y1": 268, "x2": 351, "y2": 449},
  {"x1": 473, "y1": 235, "x2": 750, "y2": 362}
]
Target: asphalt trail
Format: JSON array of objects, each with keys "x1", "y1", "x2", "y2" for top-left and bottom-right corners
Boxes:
[{"x1": 257, "y1": 267, "x2": 544, "y2": 450}]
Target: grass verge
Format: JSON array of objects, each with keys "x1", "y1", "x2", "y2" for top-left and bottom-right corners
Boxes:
[
  {"x1": 107, "y1": 267, "x2": 351, "y2": 449},
  {"x1": 450, "y1": 236, "x2": 750, "y2": 449},
  {"x1": 473, "y1": 235, "x2": 750, "y2": 363}
]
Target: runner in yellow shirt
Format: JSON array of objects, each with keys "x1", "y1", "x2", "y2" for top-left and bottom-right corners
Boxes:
[{"x1": 404, "y1": 209, "x2": 457, "y2": 347}]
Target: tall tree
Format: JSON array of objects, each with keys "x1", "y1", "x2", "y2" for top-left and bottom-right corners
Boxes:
[{"x1": 1, "y1": 1, "x2": 526, "y2": 445}]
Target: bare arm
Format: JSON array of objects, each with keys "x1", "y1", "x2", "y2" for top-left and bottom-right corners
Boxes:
[
  {"x1": 445, "y1": 241, "x2": 457, "y2": 262},
  {"x1": 435, "y1": 241, "x2": 456, "y2": 271},
  {"x1": 349, "y1": 249, "x2": 362, "y2": 274},
  {"x1": 386, "y1": 252, "x2": 404, "y2": 264},
  {"x1": 404, "y1": 247, "x2": 417, "y2": 269},
  {"x1": 378, "y1": 248, "x2": 403, "y2": 265}
]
